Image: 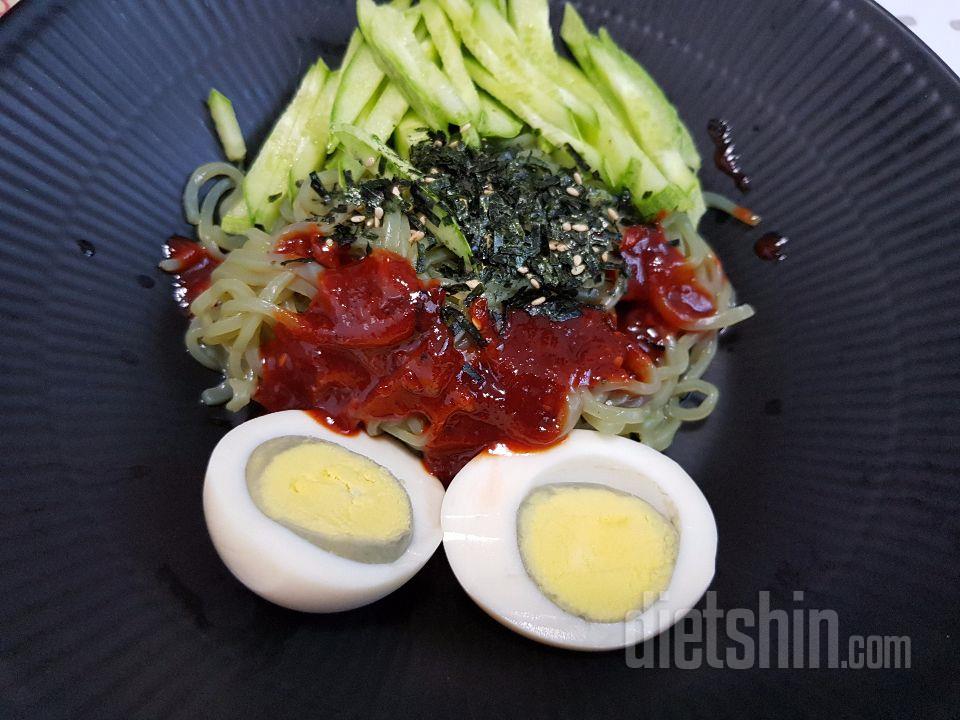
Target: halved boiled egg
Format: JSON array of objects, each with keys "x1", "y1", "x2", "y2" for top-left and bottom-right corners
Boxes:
[
  {"x1": 203, "y1": 410, "x2": 444, "y2": 612},
  {"x1": 441, "y1": 430, "x2": 717, "y2": 651}
]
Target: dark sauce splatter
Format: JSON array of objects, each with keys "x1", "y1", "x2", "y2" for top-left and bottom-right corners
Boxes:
[
  {"x1": 136, "y1": 274, "x2": 156, "y2": 289},
  {"x1": 76, "y1": 239, "x2": 96, "y2": 257},
  {"x1": 707, "y1": 118, "x2": 751, "y2": 192},
  {"x1": 754, "y1": 232, "x2": 789, "y2": 262}
]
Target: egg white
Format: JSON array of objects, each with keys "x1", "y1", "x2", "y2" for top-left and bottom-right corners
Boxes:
[
  {"x1": 204, "y1": 410, "x2": 444, "y2": 612},
  {"x1": 440, "y1": 429, "x2": 718, "y2": 651}
]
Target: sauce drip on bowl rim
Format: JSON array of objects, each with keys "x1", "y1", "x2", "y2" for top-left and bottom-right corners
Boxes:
[
  {"x1": 754, "y1": 232, "x2": 789, "y2": 262},
  {"x1": 707, "y1": 118, "x2": 751, "y2": 192},
  {"x1": 254, "y1": 222, "x2": 717, "y2": 482},
  {"x1": 163, "y1": 236, "x2": 222, "y2": 311}
]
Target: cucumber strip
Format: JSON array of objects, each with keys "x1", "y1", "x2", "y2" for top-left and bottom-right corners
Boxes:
[
  {"x1": 332, "y1": 123, "x2": 472, "y2": 260},
  {"x1": 622, "y1": 156, "x2": 685, "y2": 217},
  {"x1": 289, "y1": 66, "x2": 339, "y2": 197},
  {"x1": 476, "y1": 91, "x2": 522, "y2": 138},
  {"x1": 598, "y1": 28, "x2": 700, "y2": 171},
  {"x1": 501, "y1": 0, "x2": 613, "y2": 149},
  {"x1": 562, "y1": 5, "x2": 701, "y2": 209},
  {"x1": 223, "y1": 58, "x2": 328, "y2": 232},
  {"x1": 508, "y1": 0, "x2": 553, "y2": 57},
  {"x1": 559, "y1": 6, "x2": 599, "y2": 80},
  {"x1": 332, "y1": 41, "x2": 386, "y2": 129},
  {"x1": 420, "y1": 0, "x2": 480, "y2": 118},
  {"x1": 587, "y1": 36, "x2": 699, "y2": 195},
  {"x1": 463, "y1": 57, "x2": 596, "y2": 168},
  {"x1": 414, "y1": 19, "x2": 429, "y2": 42},
  {"x1": 207, "y1": 89, "x2": 246, "y2": 162},
  {"x1": 437, "y1": 0, "x2": 580, "y2": 138},
  {"x1": 220, "y1": 199, "x2": 252, "y2": 234},
  {"x1": 548, "y1": 57, "x2": 642, "y2": 186},
  {"x1": 341, "y1": 29, "x2": 364, "y2": 69},
  {"x1": 394, "y1": 111, "x2": 431, "y2": 159},
  {"x1": 356, "y1": 0, "x2": 470, "y2": 130},
  {"x1": 361, "y1": 81, "x2": 410, "y2": 144},
  {"x1": 471, "y1": 1, "x2": 597, "y2": 128},
  {"x1": 447, "y1": 0, "x2": 682, "y2": 215}
]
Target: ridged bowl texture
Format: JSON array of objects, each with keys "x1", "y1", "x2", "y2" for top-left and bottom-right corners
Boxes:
[{"x1": 1, "y1": 1, "x2": 959, "y2": 718}]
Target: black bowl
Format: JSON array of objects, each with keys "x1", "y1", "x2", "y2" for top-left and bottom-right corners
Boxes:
[{"x1": 1, "y1": 1, "x2": 958, "y2": 718}]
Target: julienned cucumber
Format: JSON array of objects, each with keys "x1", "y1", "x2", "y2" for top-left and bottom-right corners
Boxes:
[
  {"x1": 361, "y1": 82, "x2": 410, "y2": 145},
  {"x1": 507, "y1": 0, "x2": 553, "y2": 57},
  {"x1": 222, "y1": 0, "x2": 706, "y2": 233},
  {"x1": 357, "y1": 0, "x2": 471, "y2": 131},
  {"x1": 561, "y1": 5, "x2": 702, "y2": 210},
  {"x1": 420, "y1": 0, "x2": 478, "y2": 118},
  {"x1": 221, "y1": 59, "x2": 328, "y2": 233},
  {"x1": 289, "y1": 66, "x2": 339, "y2": 198},
  {"x1": 331, "y1": 42, "x2": 385, "y2": 129},
  {"x1": 598, "y1": 27, "x2": 700, "y2": 171},
  {"x1": 394, "y1": 112, "x2": 431, "y2": 159},
  {"x1": 207, "y1": 90, "x2": 246, "y2": 162},
  {"x1": 477, "y1": 92, "x2": 522, "y2": 138}
]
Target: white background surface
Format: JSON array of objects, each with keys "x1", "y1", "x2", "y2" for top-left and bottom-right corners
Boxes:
[{"x1": 876, "y1": 0, "x2": 960, "y2": 74}]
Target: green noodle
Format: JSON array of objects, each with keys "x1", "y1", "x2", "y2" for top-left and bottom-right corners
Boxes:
[{"x1": 176, "y1": 158, "x2": 753, "y2": 450}]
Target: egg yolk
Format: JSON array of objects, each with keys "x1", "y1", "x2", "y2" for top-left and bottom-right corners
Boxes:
[
  {"x1": 246, "y1": 436, "x2": 413, "y2": 563},
  {"x1": 517, "y1": 484, "x2": 679, "y2": 623}
]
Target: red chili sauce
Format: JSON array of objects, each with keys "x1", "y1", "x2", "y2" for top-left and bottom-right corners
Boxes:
[
  {"x1": 164, "y1": 236, "x2": 221, "y2": 311},
  {"x1": 254, "y1": 222, "x2": 716, "y2": 482}
]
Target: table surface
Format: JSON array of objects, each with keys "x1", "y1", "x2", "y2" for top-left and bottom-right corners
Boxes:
[
  {"x1": 1, "y1": 0, "x2": 958, "y2": 74},
  {"x1": 877, "y1": 0, "x2": 960, "y2": 75}
]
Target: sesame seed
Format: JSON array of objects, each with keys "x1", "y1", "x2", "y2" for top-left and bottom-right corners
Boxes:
[
  {"x1": 418, "y1": 214, "x2": 428, "y2": 225},
  {"x1": 365, "y1": 218, "x2": 374, "y2": 227},
  {"x1": 461, "y1": 122, "x2": 472, "y2": 133},
  {"x1": 409, "y1": 230, "x2": 425, "y2": 243},
  {"x1": 601, "y1": 251, "x2": 610, "y2": 261},
  {"x1": 556, "y1": 243, "x2": 569, "y2": 252},
  {"x1": 531, "y1": 296, "x2": 546, "y2": 306},
  {"x1": 566, "y1": 186, "x2": 581, "y2": 197},
  {"x1": 449, "y1": 139, "x2": 460, "y2": 148},
  {"x1": 561, "y1": 221, "x2": 572, "y2": 232},
  {"x1": 424, "y1": 176, "x2": 436, "y2": 184},
  {"x1": 430, "y1": 167, "x2": 440, "y2": 175},
  {"x1": 363, "y1": 156, "x2": 375, "y2": 168},
  {"x1": 548, "y1": 241, "x2": 558, "y2": 251},
  {"x1": 350, "y1": 215, "x2": 365, "y2": 223},
  {"x1": 607, "y1": 207, "x2": 620, "y2": 222},
  {"x1": 373, "y1": 206, "x2": 384, "y2": 220},
  {"x1": 573, "y1": 171, "x2": 583, "y2": 185},
  {"x1": 571, "y1": 265, "x2": 586, "y2": 276},
  {"x1": 517, "y1": 266, "x2": 529, "y2": 274},
  {"x1": 434, "y1": 139, "x2": 443, "y2": 147},
  {"x1": 391, "y1": 186, "x2": 401, "y2": 197},
  {"x1": 374, "y1": 217, "x2": 381, "y2": 228},
  {"x1": 573, "y1": 254, "x2": 583, "y2": 266},
  {"x1": 572, "y1": 223, "x2": 589, "y2": 232},
  {"x1": 529, "y1": 277, "x2": 541, "y2": 289},
  {"x1": 465, "y1": 279, "x2": 480, "y2": 289},
  {"x1": 324, "y1": 238, "x2": 334, "y2": 248}
]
